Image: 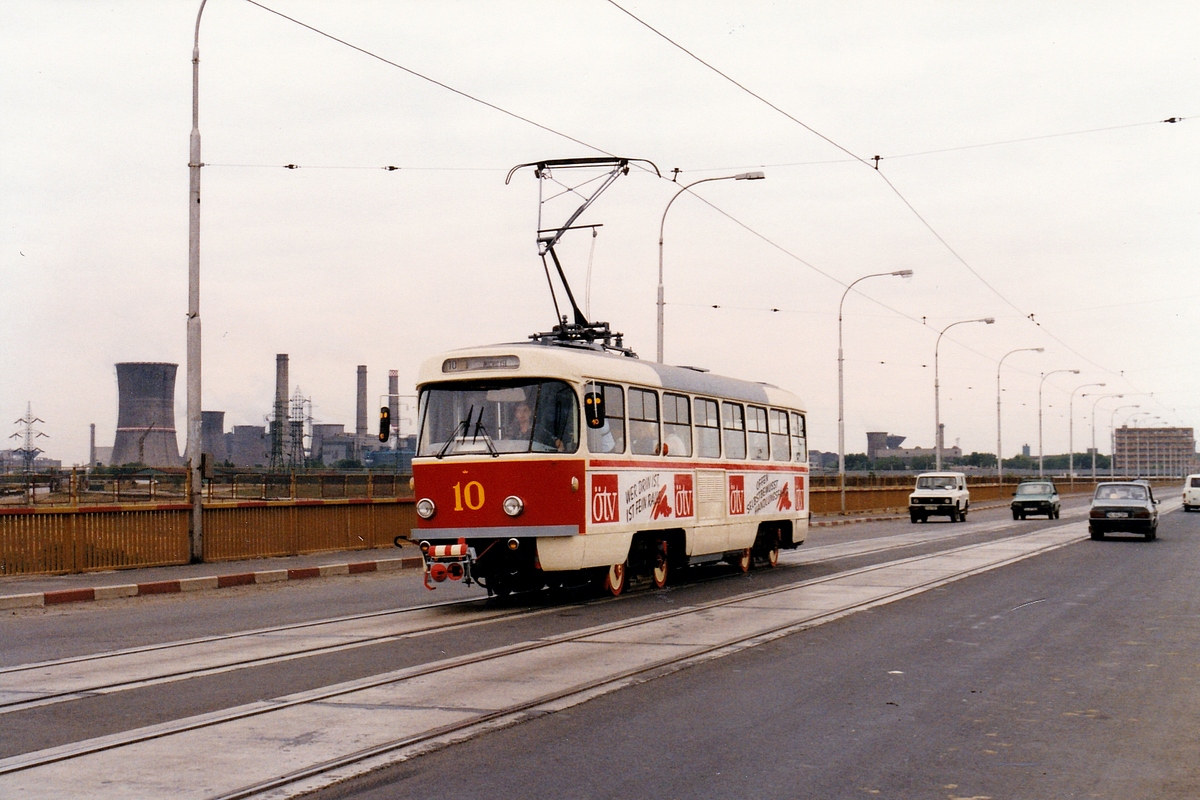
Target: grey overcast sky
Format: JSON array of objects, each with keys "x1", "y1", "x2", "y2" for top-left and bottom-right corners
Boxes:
[{"x1": 2, "y1": 0, "x2": 1197, "y2": 466}]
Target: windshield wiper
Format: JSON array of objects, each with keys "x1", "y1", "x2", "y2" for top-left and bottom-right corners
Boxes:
[
  {"x1": 470, "y1": 407, "x2": 499, "y2": 458},
  {"x1": 436, "y1": 406, "x2": 474, "y2": 459}
]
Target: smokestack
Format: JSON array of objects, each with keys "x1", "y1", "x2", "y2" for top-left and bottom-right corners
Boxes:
[
  {"x1": 89, "y1": 423, "x2": 96, "y2": 466},
  {"x1": 275, "y1": 354, "x2": 289, "y2": 410},
  {"x1": 388, "y1": 370, "x2": 399, "y2": 444},
  {"x1": 272, "y1": 354, "x2": 289, "y2": 467},
  {"x1": 356, "y1": 365, "x2": 368, "y2": 442},
  {"x1": 111, "y1": 362, "x2": 182, "y2": 466}
]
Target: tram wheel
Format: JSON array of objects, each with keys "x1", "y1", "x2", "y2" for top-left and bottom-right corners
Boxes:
[
  {"x1": 603, "y1": 561, "x2": 627, "y2": 597},
  {"x1": 735, "y1": 547, "x2": 752, "y2": 573},
  {"x1": 651, "y1": 540, "x2": 669, "y2": 589},
  {"x1": 755, "y1": 529, "x2": 780, "y2": 568}
]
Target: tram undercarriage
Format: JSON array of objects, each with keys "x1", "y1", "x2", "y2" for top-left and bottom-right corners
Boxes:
[{"x1": 413, "y1": 519, "x2": 797, "y2": 598}]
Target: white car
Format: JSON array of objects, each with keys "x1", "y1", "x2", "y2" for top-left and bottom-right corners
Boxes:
[
  {"x1": 1184, "y1": 474, "x2": 1200, "y2": 512},
  {"x1": 909, "y1": 472, "x2": 971, "y2": 523}
]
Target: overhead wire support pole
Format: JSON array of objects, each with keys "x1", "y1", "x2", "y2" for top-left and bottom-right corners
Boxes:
[
  {"x1": 996, "y1": 347, "x2": 1043, "y2": 488},
  {"x1": 1069, "y1": 382, "x2": 1106, "y2": 489},
  {"x1": 934, "y1": 317, "x2": 994, "y2": 471},
  {"x1": 1038, "y1": 369, "x2": 1080, "y2": 477},
  {"x1": 837, "y1": 270, "x2": 912, "y2": 513},
  {"x1": 186, "y1": 0, "x2": 208, "y2": 564},
  {"x1": 656, "y1": 171, "x2": 765, "y2": 364}
]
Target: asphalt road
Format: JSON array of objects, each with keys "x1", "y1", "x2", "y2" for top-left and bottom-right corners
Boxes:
[
  {"x1": 310, "y1": 502, "x2": 1200, "y2": 800},
  {"x1": 3, "y1": 496, "x2": 1197, "y2": 798}
]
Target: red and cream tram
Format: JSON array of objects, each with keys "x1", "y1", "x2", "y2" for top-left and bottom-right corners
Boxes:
[{"x1": 409, "y1": 339, "x2": 809, "y2": 595}]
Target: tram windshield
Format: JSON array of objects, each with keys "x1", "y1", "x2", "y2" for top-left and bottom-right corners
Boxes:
[{"x1": 418, "y1": 379, "x2": 579, "y2": 457}]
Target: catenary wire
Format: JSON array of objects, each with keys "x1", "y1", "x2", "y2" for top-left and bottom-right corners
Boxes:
[
  {"x1": 601, "y1": 0, "x2": 1184, "y2": 418},
  {"x1": 243, "y1": 0, "x2": 612, "y2": 156},
  {"x1": 239, "y1": 0, "x2": 1181, "y2": 425}
]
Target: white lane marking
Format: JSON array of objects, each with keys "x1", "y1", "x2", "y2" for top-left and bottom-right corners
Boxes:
[{"x1": 0, "y1": 524, "x2": 1089, "y2": 799}]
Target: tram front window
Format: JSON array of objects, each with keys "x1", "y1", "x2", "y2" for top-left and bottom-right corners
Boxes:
[{"x1": 418, "y1": 380, "x2": 579, "y2": 457}]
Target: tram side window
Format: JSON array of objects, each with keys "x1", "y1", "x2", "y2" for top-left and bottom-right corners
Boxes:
[
  {"x1": 628, "y1": 388, "x2": 661, "y2": 456},
  {"x1": 586, "y1": 382, "x2": 625, "y2": 454},
  {"x1": 722, "y1": 402, "x2": 746, "y2": 460},
  {"x1": 769, "y1": 409, "x2": 791, "y2": 461},
  {"x1": 694, "y1": 397, "x2": 721, "y2": 458},
  {"x1": 790, "y1": 411, "x2": 808, "y2": 463},
  {"x1": 747, "y1": 406, "x2": 769, "y2": 461},
  {"x1": 662, "y1": 393, "x2": 692, "y2": 457}
]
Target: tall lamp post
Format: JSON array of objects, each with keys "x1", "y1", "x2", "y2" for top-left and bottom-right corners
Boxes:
[
  {"x1": 657, "y1": 171, "x2": 765, "y2": 364},
  {"x1": 1126, "y1": 412, "x2": 1153, "y2": 477},
  {"x1": 1038, "y1": 369, "x2": 1080, "y2": 476},
  {"x1": 837, "y1": 269, "x2": 913, "y2": 512},
  {"x1": 1109, "y1": 404, "x2": 1140, "y2": 478},
  {"x1": 186, "y1": 0, "x2": 209, "y2": 563},
  {"x1": 1068, "y1": 382, "x2": 1105, "y2": 489},
  {"x1": 935, "y1": 317, "x2": 995, "y2": 470},
  {"x1": 996, "y1": 347, "x2": 1043, "y2": 487},
  {"x1": 1089, "y1": 394, "x2": 1124, "y2": 482}
]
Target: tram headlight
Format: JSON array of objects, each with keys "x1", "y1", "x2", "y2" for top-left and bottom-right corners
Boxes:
[
  {"x1": 502, "y1": 495, "x2": 524, "y2": 517},
  {"x1": 416, "y1": 498, "x2": 436, "y2": 519}
]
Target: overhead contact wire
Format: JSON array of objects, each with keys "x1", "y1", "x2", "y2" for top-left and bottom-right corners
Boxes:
[
  {"x1": 243, "y1": 0, "x2": 612, "y2": 156},
  {"x1": 603, "y1": 0, "x2": 1186, "y2": 390}
]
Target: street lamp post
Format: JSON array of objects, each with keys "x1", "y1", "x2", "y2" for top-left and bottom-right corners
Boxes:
[
  {"x1": 1126, "y1": 412, "x2": 1152, "y2": 477},
  {"x1": 935, "y1": 317, "x2": 995, "y2": 471},
  {"x1": 1109, "y1": 405, "x2": 1140, "y2": 478},
  {"x1": 186, "y1": 0, "x2": 209, "y2": 564},
  {"x1": 996, "y1": 347, "x2": 1043, "y2": 488},
  {"x1": 837, "y1": 269, "x2": 913, "y2": 513},
  {"x1": 1086, "y1": 393, "x2": 1123, "y2": 483},
  {"x1": 1067, "y1": 382, "x2": 1104, "y2": 488},
  {"x1": 657, "y1": 171, "x2": 765, "y2": 364},
  {"x1": 1038, "y1": 369, "x2": 1079, "y2": 477}
]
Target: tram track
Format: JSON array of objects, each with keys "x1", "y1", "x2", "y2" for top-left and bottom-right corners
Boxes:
[
  {"x1": 0, "y1": 521, "x2": 1100, "y2": 799},
  {"x1": 0, "y1": 511, "x2": 1082, "y2": 719}
]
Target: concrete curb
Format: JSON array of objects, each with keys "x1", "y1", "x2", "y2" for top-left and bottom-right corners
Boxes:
[
  {"x1": 0, "y1": 555, "x2": 425, "y2": 611},
  {"x1": 810, "y1": 514, "x2": 906, "y2": 528}
]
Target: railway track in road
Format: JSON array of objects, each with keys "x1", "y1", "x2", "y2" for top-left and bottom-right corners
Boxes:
[
  {"x1": 0, "y1": 516, "x2": 1137, "y2": 800},
  {"x1": 0, "y1": 508, "x2": 1070, "y2": 718},
  {"x1": 0, "y1": 506, "x2": 1092, "y2": 719}
]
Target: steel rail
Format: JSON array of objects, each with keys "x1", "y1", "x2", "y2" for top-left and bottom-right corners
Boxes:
[
  {"x1": 0, "y1": 505, "x2": 1095, "y2": 717},
  {"x1": 0, "y1": 523, "x2": 1098, "y2": 781}
]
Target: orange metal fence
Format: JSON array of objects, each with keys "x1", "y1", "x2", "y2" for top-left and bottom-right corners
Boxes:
[{"x1": 0, "y1": 498, "x2": 415, "y2": 577}]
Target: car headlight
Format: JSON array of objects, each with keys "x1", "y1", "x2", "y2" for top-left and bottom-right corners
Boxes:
[
  {"x1": 502, "y1": 495, "x2": 524, "y2": 517},
  {"x1": 416, "y1": 498, "x2": 436, "y2": 519}
]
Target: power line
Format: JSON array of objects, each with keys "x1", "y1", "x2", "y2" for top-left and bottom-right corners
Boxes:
[
  {"x1": 684, "y1": 116, "x2": 1190, "y2": 173},
  {"x1": 601, "y1": 0, "x2": 1182, "y2": 397},
  {"x1": 243, "y1": 0, "x2": 612, "y2": 156}
]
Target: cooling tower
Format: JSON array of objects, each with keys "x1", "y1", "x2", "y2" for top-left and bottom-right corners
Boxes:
[
  {"x1": 111, "y1": 362, "x2": 182, "y2": 467},
  {"x1": 201, "y1": 410, "x2": 228, "y2": 464}
]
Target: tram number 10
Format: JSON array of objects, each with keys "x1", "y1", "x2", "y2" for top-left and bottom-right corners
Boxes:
[{"x1": 452, "y1": 481, "x2": 485, "y2": 511}]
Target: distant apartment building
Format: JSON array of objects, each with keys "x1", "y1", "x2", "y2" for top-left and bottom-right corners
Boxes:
[{"x1": 1113, "y1": 426, "x2": 1197, "y2": 477}]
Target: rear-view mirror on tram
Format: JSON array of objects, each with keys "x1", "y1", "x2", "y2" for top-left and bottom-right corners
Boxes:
[{"x1": 584, "y1": 390, "x2": 605, "y2": 429}]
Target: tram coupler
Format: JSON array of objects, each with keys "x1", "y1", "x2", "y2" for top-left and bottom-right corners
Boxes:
[{"x1": 419, "y1": 541, "x2": 474, "y2": 591}]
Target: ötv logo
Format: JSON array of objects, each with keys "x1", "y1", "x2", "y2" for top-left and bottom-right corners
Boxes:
[
  {"x1": 591, "y1": 474, "x2": 620, "y2": 524},
  {"x1": 728, "y1": 475, "x2": 745, "y2": 515}
]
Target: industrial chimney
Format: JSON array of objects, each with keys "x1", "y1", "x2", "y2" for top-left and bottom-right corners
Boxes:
[
  {"x1": 111, "y1": 362, "x2": 183, "y2": 466},
  {"x1": 356, "y1": 365, "x2": 368, "y2": 453},
  {"x1": 271, "y1": 354, "x2": 289, "y2": 467}
]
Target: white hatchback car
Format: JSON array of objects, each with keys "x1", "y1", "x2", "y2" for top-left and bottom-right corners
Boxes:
[{"x1": 1183, "y1": 474, "x2": 1200, "y2": 512}]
